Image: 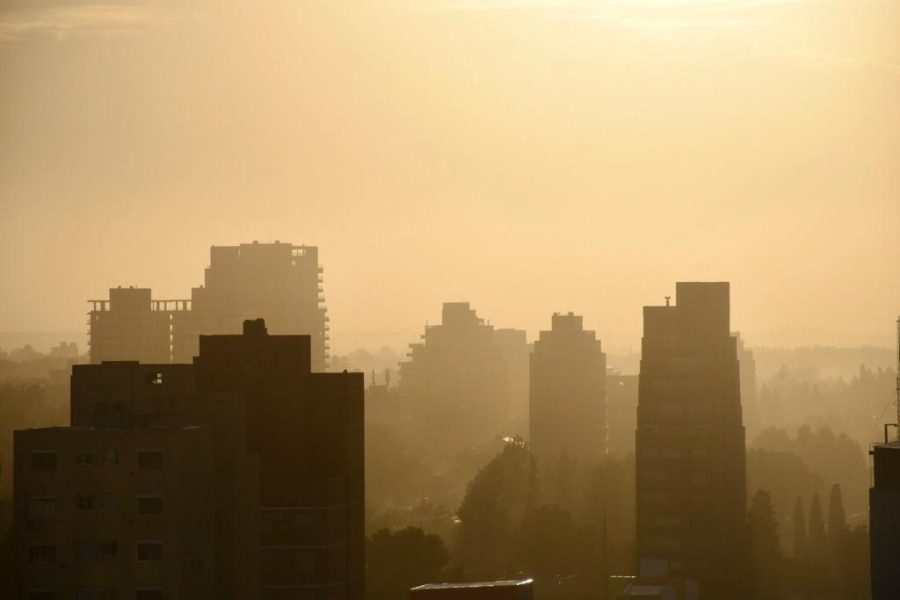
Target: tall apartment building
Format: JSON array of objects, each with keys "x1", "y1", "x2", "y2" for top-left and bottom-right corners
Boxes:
[
  {"x1": 635, "y1": 282, "x2": 746, "y2": 599},
  {"x1": 529, "y1": 312, "x2": 606, "y2": 467},
  {"x1": 869, "y1": 441, "x2": 900, "y2": 600},
  {"x1": 88, "y1": 241, "x2": 329, "y2": 371},
  {"x1": 398, "y1": 302, "x2": 528, "y2": 451},
  {"x1": 15, "y1": 319, "x2": 363, "y2": 600}
]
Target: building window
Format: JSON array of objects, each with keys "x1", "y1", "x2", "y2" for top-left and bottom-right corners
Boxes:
[
  {"x1": 136, "y1": 541, "x2": 163, "y2": 561},
  {"x1": 100, "y1": 495, "x2": 120, "y2": 511},
  {"x1": 28, "y1": 591, "x2": 56, "y2": 600},
  {"x1": 79, "y1": 589, "x2": 116, "y2": 600},
  {"x1": 29, "y1": 544, "x2": 56, "y2": 564},
  {"x1": 102, "y1": 541, "x2": 118, "y2": 558},
  {"x1": 76, "y1": 589, "x2": 116, "y2": 600},
  {"x1": 26, "y1": 498, "x2": 56, "y2": 519},
  {"x1": 76, "y1": 451, "x2": 94, "y2": 465},
  {"x1": 73, "y1": 541, "x2": 116, "y2": 560},
  {"x1": 30, "y1": 451, "x2": 57, "y2": 472},
  {"x1": 151, "y1": 372, "x2": 164, "y2": 385},
  {"x1": 135, "y1": 589, "x2": 162, "y2": 600},
  {"x1": 75, "y1": 540, "x2": 100, "y2": 559},
  {"x1": 136, "y1": 450, "x2": 164, "y2": 471},
  {"x1": 77, "y1": 495, "x2": 95, "y2": 510},
  {"x1": 137, "y1": 496, "x2": 164, "y2": 515},
  {"x1": 99, "y1": 449, "x2": 119, "y2": 465}
]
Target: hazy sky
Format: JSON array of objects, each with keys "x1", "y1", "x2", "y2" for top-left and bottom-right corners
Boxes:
[{"x1": 1, "y1": 0, "x2": 898, "y2": 354}]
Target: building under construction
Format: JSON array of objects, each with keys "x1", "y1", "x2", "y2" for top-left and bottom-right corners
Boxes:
[{"x1": 88, "y1": 241, "x2": 329, "y2": 371}]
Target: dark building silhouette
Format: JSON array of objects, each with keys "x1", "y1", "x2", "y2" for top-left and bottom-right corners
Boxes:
[
  {"x1": 869, "y1": 441, "x2": 900, "y2": 600},
  {"x1": 529, "y1": 312, "x2": 606, "y2": 467},
  {"x1": 14, "y1": 319, "x2": 363, "y2": 600},
  {"x1": 89, "y1": 241, "x2": 329, "y2": 371},
  {"x1": 635, "y1": 282, "x2": 746, "y2": 599},
  {"x1": 398, "y1": 302, "x2": 528, "y2": 451}
]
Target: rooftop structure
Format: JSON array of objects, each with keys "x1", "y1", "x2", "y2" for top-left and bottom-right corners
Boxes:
[{"x1": 410, "y1": 579, "x2": 533, "y2": 600}]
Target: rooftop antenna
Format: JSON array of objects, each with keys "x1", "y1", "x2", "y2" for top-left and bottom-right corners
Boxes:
[{"x1": 665, "y1": 296, "x2": 671, "y2": 307}]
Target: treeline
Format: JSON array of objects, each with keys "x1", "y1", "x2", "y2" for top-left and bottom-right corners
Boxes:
[
  {"x1": 366, "y1": 442, "x2": 871, "y2": 600},
  {"x1": 753, "y1": 365, "x2": 896, "y2": 447},
  {"x1": 367, "y1": 442, "x2": 634, "y2": 599},
  {"x1": 747, "y1": 485, "x2": 870, "y2": 599}
]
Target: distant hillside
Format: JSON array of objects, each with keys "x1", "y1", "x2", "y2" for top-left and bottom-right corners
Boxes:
[{"x1": 751, "y1": 345, "x2": 895, "y2": 381}]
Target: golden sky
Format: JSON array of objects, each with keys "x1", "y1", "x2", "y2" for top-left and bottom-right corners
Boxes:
[{"x1": 1, "y1": 0, "x2": 898, "y2": 353}]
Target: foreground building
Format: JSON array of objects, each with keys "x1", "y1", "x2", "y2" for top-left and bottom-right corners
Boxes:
[
  {"x1": 870, "y1": 441, "x2": 900, "y2": 600},
  {"x1": 89, "y1": 241, "x2": 329, "y2": 370},
  {"x1": 15, "y1": 319, "x2": 363, "y2": 600},
  {"x1": 529, "y1": 312, "x2": 606, "y2": 467},
  {"x1": 635, "y1": 282, "x2": 746, "y2": 599}
]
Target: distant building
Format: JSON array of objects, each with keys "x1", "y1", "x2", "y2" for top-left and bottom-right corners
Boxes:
[
  {"x1": 88, "y1": 287, "x2": 171, "y2": 364},
  {"x1": 870, "y1": 441, "x2": 900, "y2": 600},
  {"x1": 398, "y1": 302, "x2": 528, "y2": 450},
  {"x1": 606, "y1": 372, "x2": 638, "y2": 457},
  {"x1": 635, "y1": 282, "x2": 746, "y2": 599},
  {"x1": 410, "y1": 579, "x2": 533, "y2": 600},
  {"x1": 494, "y1": 328, "x2": 531, "y2": 429},
  {"x1": 15, "y1": 319, "x2": 363, "y2": 600},
  {"x1": 529, "y1": 312, "x2": 607, "y2": 467},
  {"x1": 734, "y1": 333, "x2": 758, "y2": 435},
  {"x1": 88, "y1": 241, "x2": 329, "y2": 371}
]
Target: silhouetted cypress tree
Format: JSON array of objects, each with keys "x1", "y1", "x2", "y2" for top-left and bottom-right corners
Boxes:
[
  {"x1": 748, "y1": 490, "x2": 785, "y2": 600},
  {"x1": 792, "y1": 496, "x2": 808, "y2": 559},
  {"x1": 808, "y1": 493, "x2": 827, "y2": 564},
  {"x1": 826, "y1": 483, "x2": 847, "y2": 571}
]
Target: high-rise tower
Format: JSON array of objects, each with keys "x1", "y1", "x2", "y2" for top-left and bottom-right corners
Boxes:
[
  {"x1": 529, "y1": 312, "x2": 606, "y2": 467},
  {"x1": 635, "y1": 282, "x2": 746, "y2": 598}
]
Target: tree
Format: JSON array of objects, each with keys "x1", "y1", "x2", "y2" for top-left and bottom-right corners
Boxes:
[
  {"x1": 826, "y1": 483, "x2": 847, "y2": 570},
  {"x1": 455, "y1": 440, "x2": 536, "y2": 580},
  {"x1": 807, "y1": 493, "x2": 827, "y2": 565},
  {"x1": 747, "y1": 490, "x2": 785, "y2": 600},
  {"x1": 792, "y1": 496, "x2": 808, "y2": 560},
  {"x1": 366, "y1": 527, "x2": 449, "y2": 600},
  {"x1": 519, "y1": 504, "x2": 581, "y2": 578},
  {"x1": 836, "y1": 524, "x2": 871, "y2": 599}
]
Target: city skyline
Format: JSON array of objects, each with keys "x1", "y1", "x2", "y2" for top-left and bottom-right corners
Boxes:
[{"x1": 1, "y1": 1, "x2": 898, "y2": 353}]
